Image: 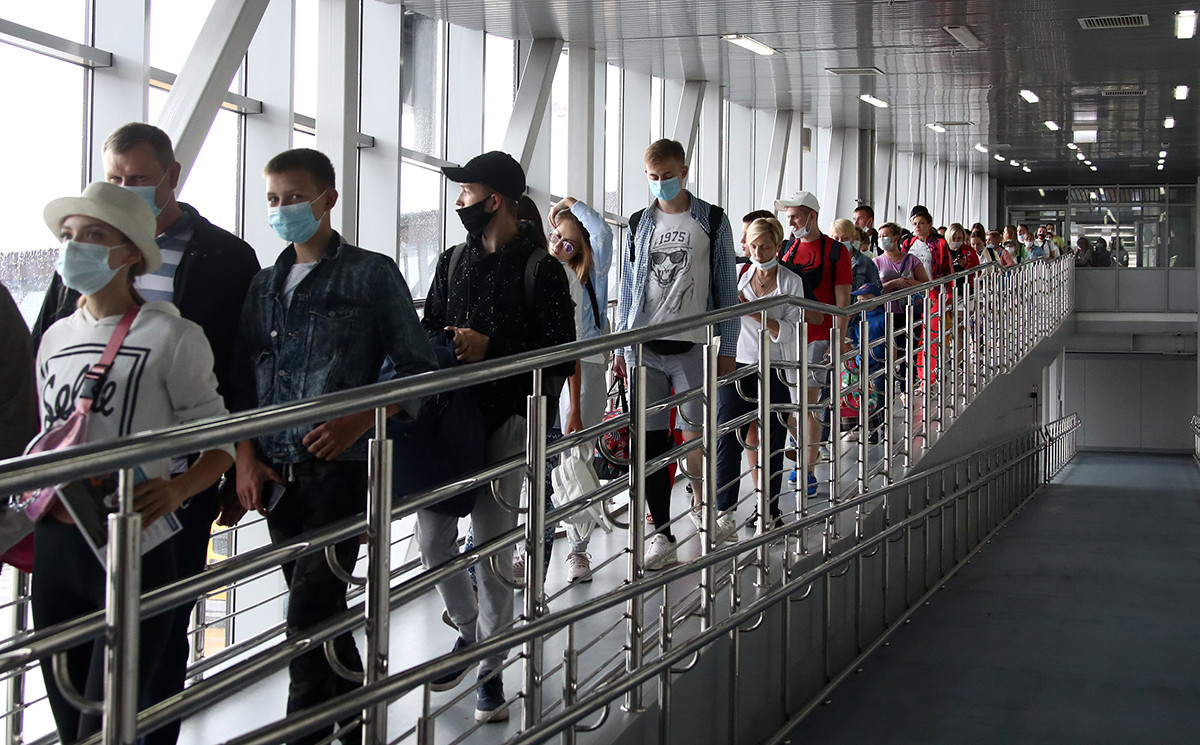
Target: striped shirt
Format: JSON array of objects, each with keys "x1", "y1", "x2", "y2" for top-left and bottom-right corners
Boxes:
[{"x1": 134, "y1": 211, "x2": 193, "y2": 304}]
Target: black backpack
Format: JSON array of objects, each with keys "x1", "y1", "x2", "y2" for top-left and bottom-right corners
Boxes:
[
  {"x1": 628, "y1": 202, "x2": 727, "y2": 310},
  {"x1": 781, "y1": 233, "x2": 843, "y2": 292}
]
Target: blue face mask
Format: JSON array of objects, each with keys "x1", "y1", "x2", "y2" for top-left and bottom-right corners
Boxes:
[
  {"x1": 56, "y1": 240, "x2": 126, "y2": 296},
  {"x1": 122, "y1": 172, "x2": 169, "y2": 218},
  {"x1": 268, "y1": 190, "x2": 328, "y2": 244},
  {"x1": 648, "y1": 176, "x2": 682, "y2": 202}
]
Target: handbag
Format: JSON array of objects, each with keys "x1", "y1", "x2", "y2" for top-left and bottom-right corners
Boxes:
[
  {"x1": 16, "y1": 307, "x2": 139, "y2": 522},
  {"x1": 593, "y1": 377, "x2": 630, "y2": 480}
]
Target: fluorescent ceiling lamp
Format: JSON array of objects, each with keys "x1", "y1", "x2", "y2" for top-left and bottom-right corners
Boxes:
[
  {"x1": 1176, "y1": 10, "x2": 1197, "y2": 39},
  {"x1": 859, "y1": 93, "x2": 889, "y2": 108},
  {"x1": 721, "y1": 34, "x2": 777, "y2": 56},
  {"x1": 943, "y1": 25, "x2": 982, "y2": 49},
  {"x1": 1176, "y1": 85, "x2": 1190, "y2": 100},
  {"x1": 926, "y1": 123, "x2": 947, "y2": 133},
  {"x1": 1019, "y1": 89, "x2": 1039, "y2": 103},
  {"x1": 1160, "y1": 150, "x2": 1168, "y2": 157},
  {"x1": 1164, "y1": 117, "x2": 1176, "y2": 128},
  {"x1": 974, "y1": 143, "x2": 988, "y2": 153},
  {"x1": 1090, "y1": 166, "x2": 1098, "y2": 172},
  {"x1": 1158, "y1": 164, "x2": 1166, "y2": 170},
  {"x1": 1090, "y1": 192, "x2": 1099, "y2": 200},
  {"x1": 1022, "y1": 166, "x2": 1032, "y2": 173},
  {"x1": 1045, "y1": 120, "x2": 1060, "y2": 131},
  {"x1": 1038, "y1": 189, "x2": 1046, "y2": 196},
  {"x1": 1066, "y1": 142, "x2": 1078, "y2": 150},
  {"x1": 1075, "y1": 152, "x2": 1086, "y2": 160},
  {"x1": 994, "y1": 154, "x2": 1005, "y2": 161},
  {"x1": 1009, "y1": 159, "x2": 1020, "y2": 167},
  {"x1": 1084, "y1": 160, "x2": 1093, "y2": 165},
  {"x1": 1073, "y1": 129, "x2": 1097, "y2": 143}
]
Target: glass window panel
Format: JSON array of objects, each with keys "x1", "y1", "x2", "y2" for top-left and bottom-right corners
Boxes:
[
  {"x1": 650, "y1": 76, "x2": 663, "y2": 141},
  {"x1": 1167, "y1": 206, "x2": 1195, "y2": 267},
  {"x1": 149, "y1": 0, "x2": 216, "y2": 73},
  {"x1": 483, "y1": 34, "x2": 514, "y2": 152},
  {"x1": 4, "y1": 0, "x2": 88, "y2": 44},
  {"x1": 549, "y1": 49, "x2": 569, "y2": 197},
  {"x1": 398, "y1": 162, "x2": 444, "y2": 298},
  {"x1": 150, "y1": 89, "x2": 241, "y2": 233},
  {"x1": 294, "y1": 0, "x2": 318, "y2": 117},
  {"x1": 401, "y1": 12, "x2": 443, "y2": 156},
  {"x1": 0, "y1": 46, "x2": 85, "y2": 325},
  {"x1": 294, "y1": 128, "x2": 317, "y2": 150},
  {"x1": 604, "y1": 65, "x2": 622, "y2": 215}
]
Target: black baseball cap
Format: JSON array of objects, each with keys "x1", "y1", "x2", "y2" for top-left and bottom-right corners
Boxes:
[
  {"x1": 442, "y1": 151, "x2": 526, "y2": 201},
  {"x1": 910, "y1": 205, "x2": 932, "y2": 220}
]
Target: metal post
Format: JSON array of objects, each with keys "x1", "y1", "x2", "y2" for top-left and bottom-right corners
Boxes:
[
  {"x1": 523, "y1": 370, "x2": 548, "y2": 729},
  {"x1": 4, "y1": 571, "x2": 30, "y2": 745},
  {"x1": 883, "y1": 304, "x2": 896, "y2": 486},
  {"x1": 756, "y1": 318, "x2": 772, "y2": 587},
  {"x1": 701, "y1": 336, "x2": 719, "y2": 630},
  {"x1": 903, "y1": 300, "x2": 914, "y2": 469},
  {"x1": 103, "y1": 467, "x2": 142, "y2": 745},
  {"x1": 829, "y1": 325, "x2": 842, "y2": 505},
  {"x1": 855, "y1": 309, "x2": 868, "y2": 496},
  {"x1": 624, "y1": 346, "x2": 648, "y2": 713},
  {"x1": 798, "y1": 321, "x2": 811, "y2": 556},
  {"x1": 363, "y1": 407, "x2": 393, "y2": 745}
]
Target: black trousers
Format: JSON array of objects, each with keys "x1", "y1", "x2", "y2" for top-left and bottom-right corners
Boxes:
[
  {"x1": 32, "y1": 519, "x2": 177, "y2": 744},
  {"x1": 266, "y1": 459, "x2": 367, "y2": 745}
]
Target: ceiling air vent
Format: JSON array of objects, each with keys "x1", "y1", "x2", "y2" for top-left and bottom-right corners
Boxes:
[
  {"x1": 1100, "y1": 88, "x2": 1146, "y2": 97},
  {"x1": 826, "y1": 66, "x2": 884, "y2": 76},
  {"x1": 1077, "y1": 14, "x2": 1149, "y2": 30},
  {"x1": 936, "y1": 121, "x2": 974, "y2": 127}
]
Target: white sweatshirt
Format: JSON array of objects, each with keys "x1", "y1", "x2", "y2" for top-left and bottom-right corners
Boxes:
[{"x1": 35, "y1": 302, "x2": 234, "y2": 481}]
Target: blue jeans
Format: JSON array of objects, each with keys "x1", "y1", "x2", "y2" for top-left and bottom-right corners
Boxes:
[{"x1": 716, "y1": 364, "x2": 791, "y2": 516}]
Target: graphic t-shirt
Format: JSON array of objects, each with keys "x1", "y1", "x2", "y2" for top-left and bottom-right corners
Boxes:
[
  {"x1": 632, "y1": 208, "x2": 710, "y2": 343},
  {"x1": 907, "y1": 238, "x2": 934, "y2": 278}
]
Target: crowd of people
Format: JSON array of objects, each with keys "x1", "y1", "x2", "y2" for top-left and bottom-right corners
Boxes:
[{"x1": 1, "y1": 125, "x2": 1077, "y2": 743}]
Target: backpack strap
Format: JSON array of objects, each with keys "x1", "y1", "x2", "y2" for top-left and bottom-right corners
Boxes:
[
  {"x1": 626, "y1": 208, "x2": 645, "y2": 263},
  {"x1": 705, "y1": 204, "x2": 726, "y2": 309},
  {"x1": 445, "y1": 243, "x2": 469, "y2": 325},
  {"x1": 78, "y1": 306, "x2": 139, "y2": 415},
  {"x1": 523, "y1": 245, "x2": 543, "y2": 309},
  {"x1": 582, "y1": 277, "x2": 602, "y2": 330}
]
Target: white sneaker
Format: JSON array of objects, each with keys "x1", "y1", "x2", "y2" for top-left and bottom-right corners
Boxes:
[
  {"x1": 687, "y1": 507, "x2": 704, "y2": 533},
  {"x1": 819, "y1": 444, "x2": 832, "y2": 461},
  {"x1": 714, "y1": 511, "x2": 740, "y2": 545},
  {"x1": 844, "y1": 429, "x2": 858, "y2": 442},
  {"x1": 565, "y1": 551, "x2": 592, "y2": 583},
  {"x1": 644, "y1": 534, "x2": 677, "y2": 571},
  {"x1": 512, "y1": 552, "x2": 526, "y2": 584}
]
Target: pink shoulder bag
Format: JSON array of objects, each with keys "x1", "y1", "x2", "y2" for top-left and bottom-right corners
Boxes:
[{"x1": 17, "y1": 307, "x2": 139, "y2": 521}]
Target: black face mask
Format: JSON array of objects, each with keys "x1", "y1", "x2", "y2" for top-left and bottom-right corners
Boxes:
[{"x1": 457, "y1": 198, "x2": 495, "y2": 238}]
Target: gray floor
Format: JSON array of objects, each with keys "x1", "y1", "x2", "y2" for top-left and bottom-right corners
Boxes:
[{"x1": 789, "y1": 451, "x2": 1200, "y2": 745}]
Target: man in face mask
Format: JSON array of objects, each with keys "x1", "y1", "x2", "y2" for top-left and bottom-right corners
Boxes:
[
  {"x1": 231, "y1": 147, "x2": 436, "y2": 745},
  {"x1": 612, "y1": 138, "x2": 740, "y2": 572},
  {"x1": 415, "y1": 151, "x2": 573, "y2": 723},
  {"x1": 29, "y1": 122, "x2": 260, "y2": 745},
  {"x1": 853, "y1": 204, "x2": 879, "y2": 254}
]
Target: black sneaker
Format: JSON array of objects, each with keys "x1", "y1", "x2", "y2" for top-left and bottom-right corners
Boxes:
[
  {"x1": 475, "y1": 669, "x2": 509, "y2": 722},
  {"x1": 429, "y1": 637, "x2": 471, "y2": 692}
]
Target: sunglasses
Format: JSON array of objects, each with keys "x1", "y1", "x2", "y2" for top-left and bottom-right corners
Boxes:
[{"x1": 549, "y1": 230, "x2": 574, "y2": 254}]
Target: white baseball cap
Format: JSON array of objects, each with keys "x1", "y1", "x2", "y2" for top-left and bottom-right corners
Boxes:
[
  {"x1": 773, "y1": 190, "x2": 820, "y2": 213},
  {"x1": 44, "y1": 181, "x2": 162, "y2": 272}
]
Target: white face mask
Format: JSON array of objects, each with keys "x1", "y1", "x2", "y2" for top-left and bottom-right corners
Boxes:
[
  {"x1": 880, "y1": 236, "x2": 894, "y2": 252},
  {"x1": 751, "y1": 257, "x2": 778, "y2": 271},
  {"x1": 949, "y1": 239, "x2": 964, "y2": 249}
]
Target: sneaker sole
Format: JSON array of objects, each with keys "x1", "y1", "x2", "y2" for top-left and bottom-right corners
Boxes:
[
  {"x1": 429, "y1": 666, "x2": 471, "y2": 692},
  {"x1": 645, "y1": 554, "x2": 678, "y2": 571},
  {"x1": 567, "y1": 573, "x2": 594, "y2": 583},
  {"x1": 475, "y1": 704, "x2": 510, "y2": 722}
]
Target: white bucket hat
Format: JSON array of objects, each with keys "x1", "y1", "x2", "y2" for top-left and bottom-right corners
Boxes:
[{"x1": 44, "y1": 181, "x2": 162, "y2": 273}]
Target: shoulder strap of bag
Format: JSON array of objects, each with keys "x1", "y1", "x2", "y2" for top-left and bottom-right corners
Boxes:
[
  {"x1": 582, "y1": 276, "x2": 602, "y2": 330},
  {"x1": 77, "y1": 306, "x2": 139, "y2": 414},
  {"x1": 626, "y1": 209, "x2": 645, "y2": 263},
  {"x1": 446, "y1": 243, "x2": 469, "y2": 324}
]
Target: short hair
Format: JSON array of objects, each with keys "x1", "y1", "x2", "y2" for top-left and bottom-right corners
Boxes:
[
  {"x1": 104, "y1": 122, "x2": 175, "y2": 169},
  {"x1": 643, "y1": 139, "x2": 686, "y2": 166},
  {"x1": 878, "y1": 221, "x2": 902, "y2": 238},
  {"x1": 986, "y1": 229, "x2": 1003, "y2": 243},
  {"x1": 745, "y1": 217, "x2": 784, "y2": 248},
  {"x1": 830, "y1": 218, "x2": 856, "y2": 241},
  {"x1": 853, "y1": 205, "x2": 874, "y2": 219},
  {"x1": 742, "y1": 209, "x2": 774, "y2": 224},
  {"x1": 264, "y1": 148, "x2": 336, "y2": 191}
]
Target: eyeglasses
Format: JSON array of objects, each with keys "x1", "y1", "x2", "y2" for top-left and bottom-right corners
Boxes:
[{"x1": 549, "y1": 230, "x2": 574, "y2": 254}]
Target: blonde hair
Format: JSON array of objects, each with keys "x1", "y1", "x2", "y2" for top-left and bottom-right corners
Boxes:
[
  {"x1": 555, "y1": 211, "x2": 594, "y2": 284},
  {"x1": 947, "y1": 222, "x2": 967, "y2": 243},
  {"x1": 830, "y1": 218, "x2": 856, "y2": 242},
  {"x1": 745, "y1": 217, "x2": 784, "y2": 249}
]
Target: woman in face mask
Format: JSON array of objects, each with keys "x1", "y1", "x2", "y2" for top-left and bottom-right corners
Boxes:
[
  {"x1": 30, "y1": 182, "x2": 233, "y2": 743},
  {"x1": 946, "y1": 224, "x2": 980, "y2": 274},
  {"x1": 718, "y1": 217, "x2": 819, "y2": 528},
  {"x1": 874, "y1": 222, "x2": 929, "y2": 399},
  {"x1": 831, "y1": 218, "x2": 882, "y2": 293}
]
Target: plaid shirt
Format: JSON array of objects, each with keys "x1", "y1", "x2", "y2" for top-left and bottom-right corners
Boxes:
[{"x1": 615, "y1": 192, "x2": 739, "y2": 358}]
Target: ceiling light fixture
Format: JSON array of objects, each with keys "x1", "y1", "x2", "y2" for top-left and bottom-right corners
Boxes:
[
  {"x1": 1045, "y1": 120, "x2": 1060, "y2": 131},
  {"x1": 1176, "y1": 10, "x2": 1197, "y2": 39},
  {"x1": 859, "y1": 93, "x2": 889, "y2": 108},
  {"x1": 1090, "y1": 166, "x2": 1099, "y2": 172},
  {"x1": 927, "y1": 123, "x2": 947, "y2": 133},
  {"x1": 1164, "y1": 116, "x2": 1176, "y2": 128},
  {"x1": 1074, "y1": 129, "x2": 1098, "y2": 143},
  {"x1": 1084, "y1": 160, "x2": 1093, "y2": 165},
  {"x1": 974, "y1": 143, "x2": 988, "y2": 153},
  {"x1": 1176, "y1": 85, "x2": 1190, "y2": 100},
  {"x1": 1158, "y1": 164, "x2": 1166, "y2": 170},
  {"x1": 1076, "y1": 152, "x2": 1086, "y2": 160},
  {"x1": 721, "y1": 34, "x2": 777, "y2": 56},
  {"x1": 1022, "y1": 166, "x2": 1032, "y2": 173},
  {"x1": 1009, "y1": 159, "x2": 1020, "y2": 167},
  {"x1": 1019, "y1": 89, "x2": 1039, "y2": 103},
  {"x1": 1038, "y1": 189, "x2": 1046, "y2": 197},
  {"x1": 943, "y1": 25, "x2": 982, "y2": 49},
  {"x1": 994, "y1": 154, "x2": 1005, "y2": 161},
  {"x1": 1160, "y1": 150, "x2": 1168, "y2": 157},
  {"x1": 1066, "y1": 143, "x2": 1078, "y2": 150}
]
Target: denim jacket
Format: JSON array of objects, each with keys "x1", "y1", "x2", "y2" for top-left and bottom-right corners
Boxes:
[{"x1": 232, "y1": 232, "x2": 436, "y2": 464}]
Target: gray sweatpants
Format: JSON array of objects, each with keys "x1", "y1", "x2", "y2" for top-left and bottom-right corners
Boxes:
[{"x1": 415, "y1": 414, "x2": 524, "y2": 674}]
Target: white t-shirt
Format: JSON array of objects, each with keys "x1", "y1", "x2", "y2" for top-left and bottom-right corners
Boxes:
[
  {"x1": 736, "y1": 267, "x2": 805, "y2": 365},
  {"x1": 907, "y1": 239, "x2": 934, "y2": 278},
  {"x1": 632, "y1": 209, "x2": 710, "y2": 344},
  {"x1": 36, "y1": 302, "x2": 234, "y2": 482},
  {"x1": 282, "y1": 261, "x2": 319, "y2": 309}
]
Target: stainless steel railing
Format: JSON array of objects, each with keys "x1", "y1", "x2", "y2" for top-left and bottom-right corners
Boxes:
[{"x1": 0, "y1": 256, "x2": 1075, "y2": 745}]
